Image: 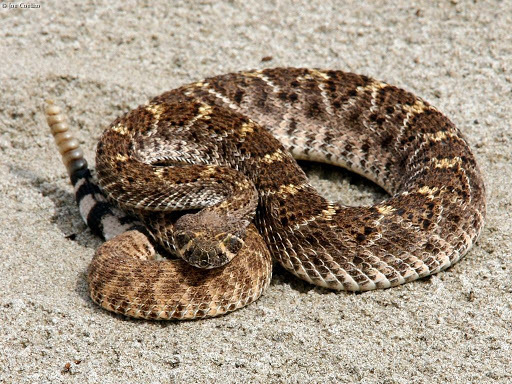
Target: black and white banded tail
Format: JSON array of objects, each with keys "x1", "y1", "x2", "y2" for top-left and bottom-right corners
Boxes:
[{"x1": 45, "y1": 100, "x2": 139, "y2": 240}]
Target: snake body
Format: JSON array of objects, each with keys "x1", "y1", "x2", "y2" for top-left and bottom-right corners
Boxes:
[{"x1": 46, "y1": 68, "x2": 486, "y2": 320}]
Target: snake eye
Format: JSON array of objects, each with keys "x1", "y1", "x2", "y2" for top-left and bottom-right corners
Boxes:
[
  {"x1": 224, "y1": 236, "x2": 243, "y2": 253},
  {"x1": 175, "y1": 232, "x2": 192, "y2": 247}
]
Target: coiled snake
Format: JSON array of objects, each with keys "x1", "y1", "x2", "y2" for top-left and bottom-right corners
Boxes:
[{"x1": 46, "y1": 68, "x2": 486, "y2": 320}]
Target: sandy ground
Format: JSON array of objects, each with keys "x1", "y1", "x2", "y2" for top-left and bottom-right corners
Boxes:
[{"x1": 1, "y1": 1, "x2": 511, "y2": 383}]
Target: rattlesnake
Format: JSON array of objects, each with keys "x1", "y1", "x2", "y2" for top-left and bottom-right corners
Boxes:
[{"x1": 46, "y1": 68, "x2": 486, "y2": 320}]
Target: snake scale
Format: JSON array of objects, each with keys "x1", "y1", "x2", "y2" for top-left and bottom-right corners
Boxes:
[{"x1": 46, "y1": 68, "x2": 486, "y2": 320}]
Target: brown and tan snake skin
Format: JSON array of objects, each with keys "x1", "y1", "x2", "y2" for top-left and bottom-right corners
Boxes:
[{"x1": 46, "y1": 68, "x2": 486, "y2": 320}]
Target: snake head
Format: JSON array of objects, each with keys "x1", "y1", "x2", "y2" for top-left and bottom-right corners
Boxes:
[{"x1": 174, "y1": 211, "x2": 246, "y2": 269}]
